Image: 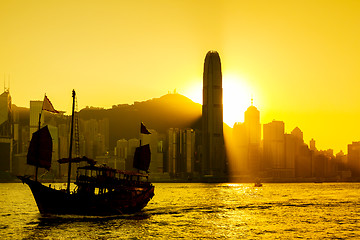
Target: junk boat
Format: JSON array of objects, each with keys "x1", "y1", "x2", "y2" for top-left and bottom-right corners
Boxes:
[{"x1": 18, "y1": 90, "x2": 154, "y2": 215}]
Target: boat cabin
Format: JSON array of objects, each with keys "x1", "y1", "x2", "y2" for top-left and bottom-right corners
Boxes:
[{"x1": 75, "y1": 165, "x2": 150, "y2": 195}]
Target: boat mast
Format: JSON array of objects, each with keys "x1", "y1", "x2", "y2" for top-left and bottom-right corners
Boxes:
[
  {"x1": 66, "y1": 90, "x2": 76, "y2": 194},
  {"x1": 34, "y1": 112, "x2": 42, "y2": 182}
]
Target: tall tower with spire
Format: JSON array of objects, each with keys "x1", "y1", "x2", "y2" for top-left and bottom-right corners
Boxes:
[
  {"x1": 244, "y1": 99, "x2": 261, "y2": 175},
  {"x1": 202, "y1": 51, "x2": 226, "y2": 180},
  {"x1": 244, "y1": 98, "x2": 261, "y2": 145},
  {"x1": 0, "y1": 89, "x2": 11, "y2": 137}
]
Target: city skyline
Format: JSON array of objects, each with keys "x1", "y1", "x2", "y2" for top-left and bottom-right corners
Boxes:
[
  {"x1": 5, "y1": 87, "x2": 358, "y2": 183},
  {"x1": 1, "y1": 1, "x2": 360, "y2": 153},
  {"x1": 6, "y1": 89, "x2": 358, "y2": 155}
]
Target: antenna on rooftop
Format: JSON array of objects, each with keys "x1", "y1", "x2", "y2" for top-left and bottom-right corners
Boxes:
[{"x1": 3, "y1": 73, "x2": 10, "y2": 92}]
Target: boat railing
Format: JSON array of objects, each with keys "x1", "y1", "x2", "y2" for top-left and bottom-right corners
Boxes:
[{"x1": 76, "y1": 170, "x2": 151, "y2": 189}]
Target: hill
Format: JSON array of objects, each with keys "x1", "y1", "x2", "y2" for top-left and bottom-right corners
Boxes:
[{"x1": 78, "y1": 93, "x2": 202, "y2": 148}]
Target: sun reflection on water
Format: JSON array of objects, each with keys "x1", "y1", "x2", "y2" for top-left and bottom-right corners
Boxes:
[{"x1": 1, "y1": 183, "x2": 360, "y2": 239}]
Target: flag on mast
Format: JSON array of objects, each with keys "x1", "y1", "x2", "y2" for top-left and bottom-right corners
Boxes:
[
  {"x1": 141, "y1": 122, "x2": 151, "y2": 134},
  {"x1": 42, "y1": 95, "x2": 59, "y2": 113}
]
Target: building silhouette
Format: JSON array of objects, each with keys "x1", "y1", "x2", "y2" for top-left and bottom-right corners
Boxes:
[
  {"x1": 309, "y1": 138, "x2": 316, "y2": 151},
  {"x1": 232, "y1": 122, "x2": 247, "y2": 177},
  {"x1": 285, "y1": 127, "x2": 305, "y2": 178},
  {"x1": 80, "y1": 118, "x2": 109, "y2": 159},
  {"x1": 201, "y1": 51, "x2": 226, "y2": 180},
  {"x1": 115, "y1": 139, "x2": 128, "y2": 170},
  {"x1": 167, "y1": 128, "x2": 196, "y2": 179},
  {"x1": 0, "y1": 90, "x2": 12, "y2": 172},
  {"x1": 0, "y1": 90, "x2": 12, "y2": 137},
  {"x1": 263, "y1": 120, "x2": 285, "y2": 177},
  {"x1": 348, "y1": 141, "x2": 360, "y2": 177},
  {"x1": 244, "y1": 101, "x2": 261, "y2": 175},
  {"x1": 245, "y1": 100, "x2": 261, "y2": 145},
  {"x1": 168, "y1": 128, "x2": 180, "y2": 177},
  {"x1": 232, "y1": 101, "x2": 261, "y2": 179}
]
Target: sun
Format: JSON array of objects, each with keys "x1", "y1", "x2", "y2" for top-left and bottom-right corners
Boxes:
[
  {"x1": 222, "y1": 73, "x2": 252, "y2": 127},
  {"x1": 183, "y1": 73, "x2": 253, "y2": 127},
  {"x1": 182, "y1": 80, "x2": 203, "y2": 105}
]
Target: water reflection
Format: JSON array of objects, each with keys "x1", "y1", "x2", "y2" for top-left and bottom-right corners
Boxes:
[
  {"x1": 38, "y1": 212, "x2": 150, "y2": 224},
  {"x1": 2, "y1": 183, "x2": 360, "y2": 239},
  {"x1": 23, "y1": 212, "x2": 151, "y2": 239}
]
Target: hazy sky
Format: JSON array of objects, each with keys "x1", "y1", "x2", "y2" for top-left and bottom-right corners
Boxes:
[{"x1": 1, "y1": 0, "x2": 359, "y2": 153}]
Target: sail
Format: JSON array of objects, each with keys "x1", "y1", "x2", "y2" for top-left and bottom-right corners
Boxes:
[
  {"x1": 27, "y1": 125, "x2": 53, "y2": 170},
  {"x1": 133, "y1": 144, "x2": 151, "y2": 171}
]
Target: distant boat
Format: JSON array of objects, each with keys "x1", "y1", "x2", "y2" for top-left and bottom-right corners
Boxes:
[
  {"x1": 18, "y1": 90, "x2": 154, "y2": 215},
  {"x1": 254, "y1": 182, "x2": 263, "y2": 187},
  {"x1": 314, "y1": 179, "x2": 323, "y2": 183}
]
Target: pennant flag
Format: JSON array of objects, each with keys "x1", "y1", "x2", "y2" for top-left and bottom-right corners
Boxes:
[
  {"x1": 141, "y1": 122, "x2": 151, "y2": 134},
  {"x1": 42, "y1": 95, "x2": 59, "y2": 113}
]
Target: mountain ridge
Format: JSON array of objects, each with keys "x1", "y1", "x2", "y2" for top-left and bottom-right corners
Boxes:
[{"x1": 78, "y1": 93, "x2": 202, "y2": 149}]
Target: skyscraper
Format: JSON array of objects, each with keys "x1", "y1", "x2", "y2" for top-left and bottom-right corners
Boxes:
[
  {"x1": 263, "y1": 120, "x2": 285, "y2": 177},
  {"x1": 244, "y1": 102, "x2": 261, "y2": 175},
  {"x1": 202, "y1": 51, "x2": 226, "y2": 180},
  {"x1": 348, "y1": 141, "x2": 360, "y2": 177},
  {"x1": 0, "y1": 89, "x2": 12, "y2": 137},
  {"x1": 167, "y1": 128, "x2": 196, "y2": 179},
  {"x1": 244, "y1": 101, "x2": 261, "y2": 145},
  {"x1": 0, "y1": 89, "x2": 12, "y2": 172},
  {"x1": 231, "y1": 102, "x2": 261, "y2": 178}
]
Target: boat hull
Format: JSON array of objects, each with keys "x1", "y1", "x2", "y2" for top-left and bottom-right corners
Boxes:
[{"x1": 19, "y1": 176, "x2": 154, "y2": 216}]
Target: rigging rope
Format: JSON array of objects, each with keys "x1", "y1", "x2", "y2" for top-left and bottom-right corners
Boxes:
[{"x1": 74, "y1": 95, "x2": 80, "y2": 157}]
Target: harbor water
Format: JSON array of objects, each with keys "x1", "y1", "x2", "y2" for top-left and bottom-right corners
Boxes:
[{"x1": 1, "y1": 182, "x2": 359, "y2": 239}]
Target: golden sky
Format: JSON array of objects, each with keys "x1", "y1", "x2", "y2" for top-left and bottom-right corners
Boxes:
[{"x1": 1, "y1": 0, "x2": 360, "y2": 153}]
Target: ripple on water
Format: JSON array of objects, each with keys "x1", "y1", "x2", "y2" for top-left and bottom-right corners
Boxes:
[{"x1": 1, "y1": 182, "x2": 360, "y2": 239}]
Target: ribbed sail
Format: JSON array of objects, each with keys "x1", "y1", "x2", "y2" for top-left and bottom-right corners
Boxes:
[
  {"x1": 133, "y1": 144, "x2": 151, "y2": 171},
  {"x1": 27, "y1": 125, "x2": 52, "y2": 170}
]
